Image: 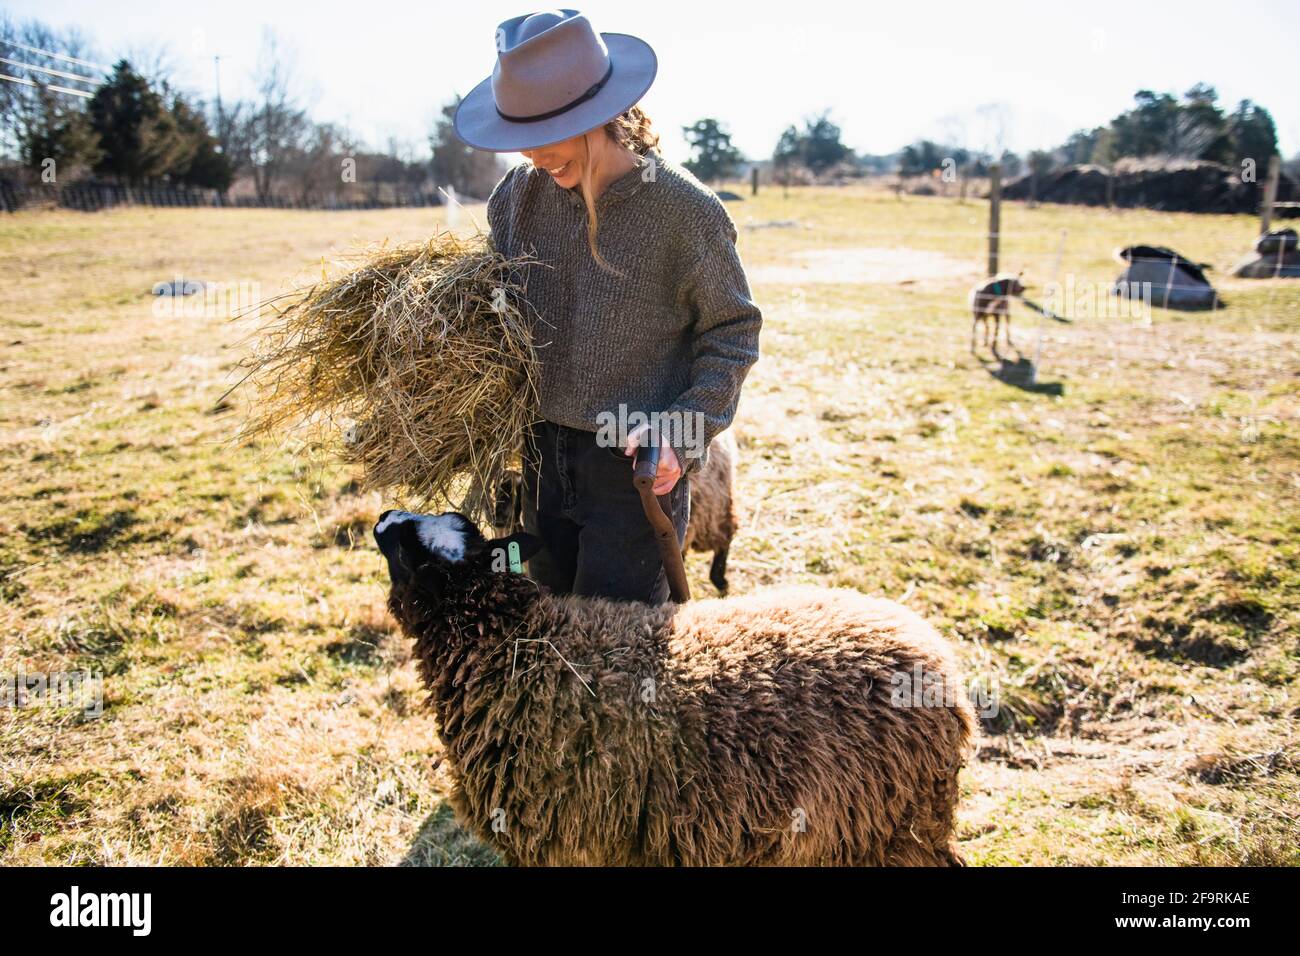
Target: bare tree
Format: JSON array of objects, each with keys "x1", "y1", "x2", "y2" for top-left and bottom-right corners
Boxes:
[
  {"x1": 429, "y1": 98, "x2": 505, "y2": 200},
  {"x1": 0, "y1": 15, "x2": 102, "y2": 164},
  {"x1": 975, "y1": 102, "x2": 1011, "y2": 161},
  {"x1": 286, "y1": 121, "x2": 354, "y2": 205},
  {"x1": 120, "y1": 40, "x2": 176, "y2": 93},
  {"x1": 212, "y1": 98, "x2": 255, "y2": 195},
  {"x1": 248, "y1": 29, "x2": 308, "y2": 202},
  {"x1": 937, "y1": 112, "x2": 970, "y2": 199}
]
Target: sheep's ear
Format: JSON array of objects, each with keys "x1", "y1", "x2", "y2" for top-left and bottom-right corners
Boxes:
[{"x1": 476, "y1": 532, "x2": 544, "y2": 572}]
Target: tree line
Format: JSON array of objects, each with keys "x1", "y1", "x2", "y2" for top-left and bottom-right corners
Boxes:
[
  {"x1": 1, "y1": 18, "x2": 504, "y2": 206},
  {"x1": 1050, "y1": 85, "x2": 1278, "y2": 171},
  {"x1": 2, "y1": 13, "x2": 1291, "y2": 202},
  {"x1": 683, "y1": 87, "x2": 1288, "y2": 186}
]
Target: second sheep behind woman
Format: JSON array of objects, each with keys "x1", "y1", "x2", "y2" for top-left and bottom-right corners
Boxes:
[{"x1": 492, "y1": 430, "x2": 740, "y2": 593}]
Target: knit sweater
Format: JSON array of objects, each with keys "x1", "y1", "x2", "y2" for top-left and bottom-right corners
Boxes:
[{"x1": 485, "y1": 150, "x2": 761, "y2": 473}]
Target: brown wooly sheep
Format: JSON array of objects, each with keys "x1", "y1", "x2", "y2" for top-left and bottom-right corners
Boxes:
[
  {"x1": 681, "y1": 429, "x2": 738, "y2": 592},
  {"x1": 491, "y1": 430, "x2": 740, "y2": 592},
  {"x1": 375, "y1": 510, "x2": 976, "y2": 867}
]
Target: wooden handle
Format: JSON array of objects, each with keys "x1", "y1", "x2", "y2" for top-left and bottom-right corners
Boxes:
[{"x1": 632, "y1": 439, "x2": 690, "y2": 603}]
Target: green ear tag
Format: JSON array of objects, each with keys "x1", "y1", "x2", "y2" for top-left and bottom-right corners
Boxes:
[{"x1": 507, "y1": 541, "x2": 522, "y2": 574}]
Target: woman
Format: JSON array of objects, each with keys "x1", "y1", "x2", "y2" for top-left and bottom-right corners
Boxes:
[{"x1": 454, "y1": 10, "x2": 761, "y2": 604}]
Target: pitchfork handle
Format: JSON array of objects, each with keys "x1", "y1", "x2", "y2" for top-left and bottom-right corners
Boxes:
[{"x1": 632, "y1": 441, "x2": 691, "y2": 603}]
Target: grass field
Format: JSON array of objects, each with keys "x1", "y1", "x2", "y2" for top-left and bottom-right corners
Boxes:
[{"x1": 2, "y1": 187, "x2": 1297, "y2": 865}]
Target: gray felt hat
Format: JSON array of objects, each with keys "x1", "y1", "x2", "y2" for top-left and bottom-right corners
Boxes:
[{"x1": 453, "y1": 9, "x2": 657, "y2": 153}]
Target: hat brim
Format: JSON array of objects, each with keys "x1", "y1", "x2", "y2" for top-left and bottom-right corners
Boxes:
[{"x1": 453, "y1": 33, "x2": 657, "y2": 153}]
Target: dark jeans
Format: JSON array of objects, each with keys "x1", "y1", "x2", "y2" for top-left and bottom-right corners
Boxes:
[{"x1": 522, "y1": 420, "x2": 689, "y2": 605}]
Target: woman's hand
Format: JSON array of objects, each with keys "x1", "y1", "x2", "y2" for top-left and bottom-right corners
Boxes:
[{"x1": 624, "y1": 426, "x2": 682, "y2": 495}]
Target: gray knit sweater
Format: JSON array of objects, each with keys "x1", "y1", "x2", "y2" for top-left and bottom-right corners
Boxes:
[{"x1": 486, "y1": 150, "x2": 761, "y2": 473}]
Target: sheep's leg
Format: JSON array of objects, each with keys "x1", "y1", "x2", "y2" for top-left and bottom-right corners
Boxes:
[
  {"x1": 1002, "y1": 305, "x2": 1014, "y2": 348},
  {"x1": 709, "y1": 546, "x2": 730, "y2": 593}
]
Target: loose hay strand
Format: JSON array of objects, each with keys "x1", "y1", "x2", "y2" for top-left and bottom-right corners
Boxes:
[{"x1": 237, "y1": 232, "x2": 541, "y2": 521}]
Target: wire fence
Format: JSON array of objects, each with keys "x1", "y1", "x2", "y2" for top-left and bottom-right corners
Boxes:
[{"x1": 0, "y1": 180, "x2": 452, "y2": 213}]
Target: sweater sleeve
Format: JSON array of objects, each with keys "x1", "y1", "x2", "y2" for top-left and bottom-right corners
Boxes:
[{"x1": 663, "y1": 216, "x2": 762, "y2": 475}]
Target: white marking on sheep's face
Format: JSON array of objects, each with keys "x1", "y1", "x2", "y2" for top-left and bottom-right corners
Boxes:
[
  {"x1": 415, "y1": 514, "x2": 471, "y2": 562},
  {"x1": 375, "y1": 510, "x2": 473, "y2": 563}
]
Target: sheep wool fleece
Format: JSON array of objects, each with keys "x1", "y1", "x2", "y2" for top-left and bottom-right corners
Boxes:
[
  {"x1": 390, "y1": 567, "x2": 976, "y2": 866},
  {"x1": 486, "y1": 151, "x2": 762, "y2": 473}
]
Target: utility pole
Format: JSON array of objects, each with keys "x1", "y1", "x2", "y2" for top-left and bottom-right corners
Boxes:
[{"x1": 213, "y1": 54, "x2": 224, "y2": 131}]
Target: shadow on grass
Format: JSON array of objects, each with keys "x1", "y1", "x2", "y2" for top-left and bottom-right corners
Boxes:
[
  {"x1": 977, "y1": 349, "x2": 1065, "y2": 397},
  {"x1": 25, "y1": 507, "x2": 151, "y2": 555},
  {"x1": 401, "y1": 801, "x2": 501, "y2": 867}
]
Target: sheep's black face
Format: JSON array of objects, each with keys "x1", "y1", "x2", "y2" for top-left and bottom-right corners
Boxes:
[{"x1": 373, "y1": 510, "x2": 543, "y2": 590}]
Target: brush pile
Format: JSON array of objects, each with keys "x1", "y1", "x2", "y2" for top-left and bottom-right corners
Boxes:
[{"x1": 238, "y1": 233, "x2": 540, "y2": 519}]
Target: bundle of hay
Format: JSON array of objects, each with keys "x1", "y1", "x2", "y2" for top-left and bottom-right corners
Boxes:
[{"x1": 237, "y1": 233, "x2": 540, "y2": 519}]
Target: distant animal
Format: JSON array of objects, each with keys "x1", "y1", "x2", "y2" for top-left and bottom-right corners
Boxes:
[
  {"x1": 375, "y1": 510, "x2": 976, "y2": 866},
  {"x1": 491, "y1": 430, "x2": 740, "y2": 593},
  {"x1": 1112, "y1": 245, "x2": 1223, "y2": 310},
  {"x1": 970, "y1": 272, "x2": 1026, "y2": 352},
  {"x1": 1253, "y1": 230, "x2": 1298, "y2": 256},
  {"x1": 1231, "y1": 229, "x2": 1300, "y2": 279},
  {"x1": 1116, "y1": 244, "x2": 1211, "y2": 278},
  {"x1": 682, "y1": 430, "x2": 738, "y2": 592}
]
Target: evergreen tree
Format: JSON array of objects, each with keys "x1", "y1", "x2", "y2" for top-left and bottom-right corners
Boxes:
[
  {"x1": 88, "y1": 60, "x2": 186, "y2": 184},
  {"x1": 20, "y1": 86, "x2": 101, "y2": 178},
  {"x1": 1227, "y1": 99, "x2": 1278, "y2": 167},
  {"x1": 682, "y1": 118, "x2": 743, "y2": 182},
  {"x1": 771, "y1": 111, "x2": 850, "y2": 176},
  {"x1": 170, "y1": 94, "x2": 232, "y2": 190}
]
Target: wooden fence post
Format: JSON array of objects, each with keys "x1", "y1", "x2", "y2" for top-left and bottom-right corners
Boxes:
[
  {"x1": 987, "y1": 162, "x2": 1001, "y2": 277},
  {"x1": 1260, "y1": 155, "x2": 1281, "y2": 236},
  {"x1": 751, "y1": 166, "x2": 759, "y2": 196}
]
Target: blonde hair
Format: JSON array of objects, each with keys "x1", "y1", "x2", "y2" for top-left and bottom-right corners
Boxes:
[{"x1": 579, "y1": 106, "x2": 659, "y2": 272}]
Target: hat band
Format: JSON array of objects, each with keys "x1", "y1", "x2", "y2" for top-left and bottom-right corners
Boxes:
[{"x1": 495, "y1": 61, "x2": 614, "y2": 123}]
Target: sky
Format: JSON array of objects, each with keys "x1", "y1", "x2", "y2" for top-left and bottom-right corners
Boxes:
[{"x1": 9, "y1": 0, "x2": 1300, "y2": 163}]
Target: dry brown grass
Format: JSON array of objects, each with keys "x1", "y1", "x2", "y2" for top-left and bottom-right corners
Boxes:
[
  {"x1": 236, "y1": 233, "x2": 540, "y2": 520},
  {"x1": 1, "y1": 195, "x2": 1296, "y2": 866}
]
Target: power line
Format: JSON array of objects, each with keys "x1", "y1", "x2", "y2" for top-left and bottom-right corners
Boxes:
[
  {"x1": 0, "y1": 39, "x2": 110, "y2": 73},
  {"x1": 0, "y1": 72, "x2": 93, "y2": 98},
  {"x1": 0, "y1": 55, "x2": 97, "y2": 86}
]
